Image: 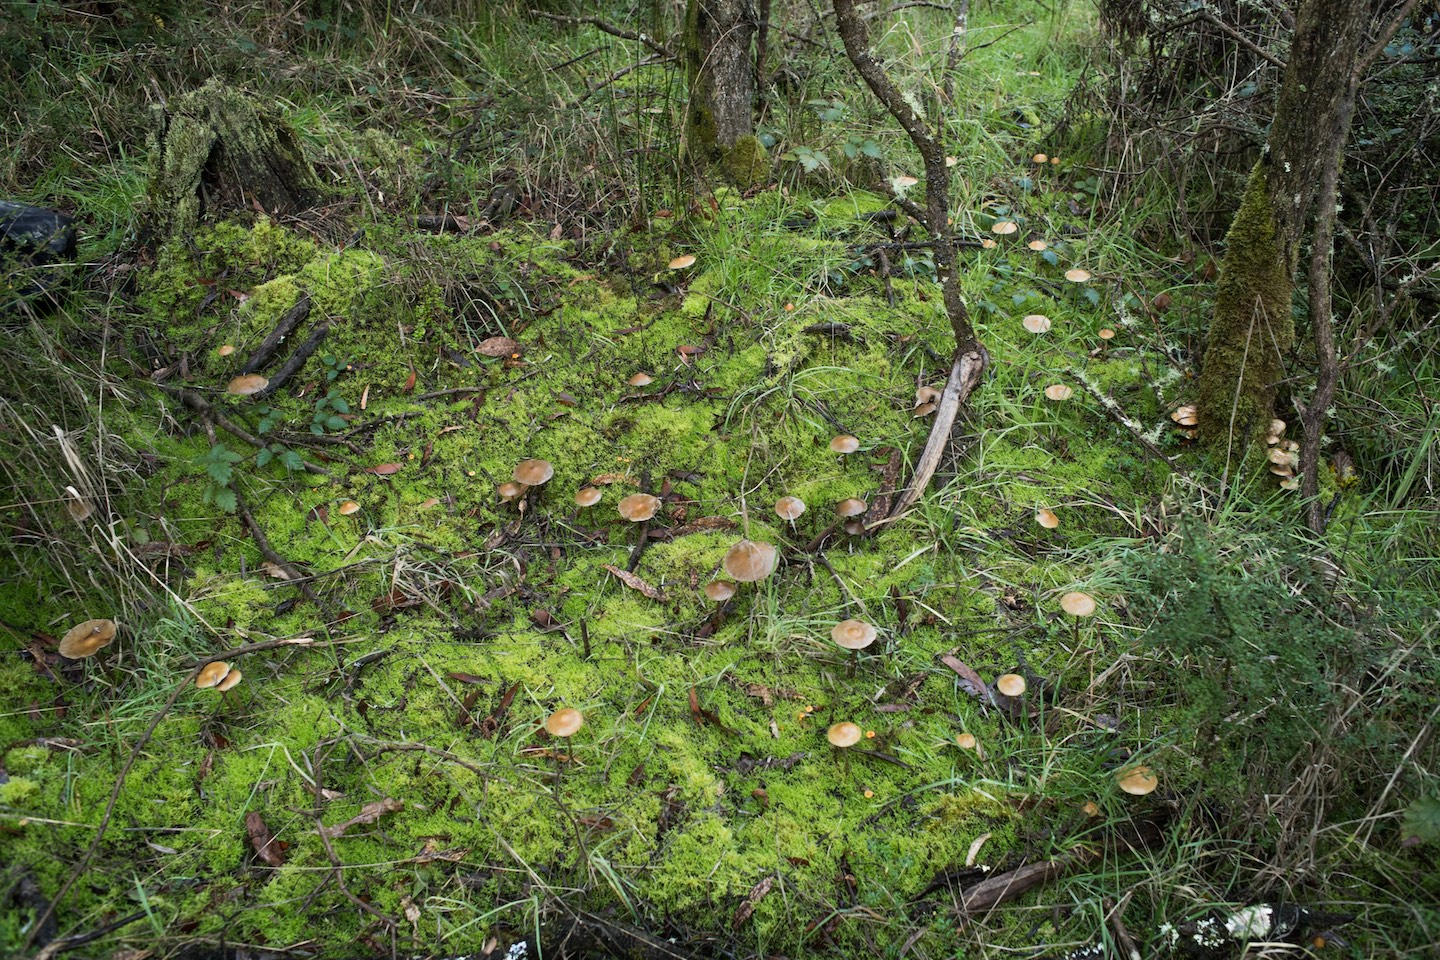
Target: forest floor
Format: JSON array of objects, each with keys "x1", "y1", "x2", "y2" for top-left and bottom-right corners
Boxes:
[{"x1": 1, "y1": 2, "x2": 1436, "y2": 959}]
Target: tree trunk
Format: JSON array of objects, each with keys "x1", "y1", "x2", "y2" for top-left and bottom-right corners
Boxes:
[
  {"x1": 684, "y1": 0, "x2": 765, "y2": 186},
  {"x1": 145, "y1": 78, "x2": 321, "y2": 242},
  {"x1": 1196, "y1": 0, "x2": 1370, "y2": 452}
]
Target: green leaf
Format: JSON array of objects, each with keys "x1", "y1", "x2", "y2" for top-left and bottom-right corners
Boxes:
[
  {"x1": 326, "y1": 415, "x2": 346, "y2": 431},
  {"x1": 214, "y1": 487, "x2": 237, "y2": 513},
  {"x1": 331, "y1": 397, "x2": 350, "y2": 414},
  {"x1": 206, "y1": 460, "x2": 233, "y2": 485},
  {"x1": 279, "y1": 450, "x2": 305, "y2": 472},
  {"x1": 1404, "y1": 795, "x2": 1440, "y2": 844},
  {"x1": 255, "y1": 447, "x2": 273, "y2": 468}
]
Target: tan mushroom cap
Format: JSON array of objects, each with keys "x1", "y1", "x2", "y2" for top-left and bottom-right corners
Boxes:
[
  {"x1": 1044, "y1": 384, "x2": 1074, "y2": 401},
  {"x1": 724, "y1": 539, "x2": 779, "y2": 583},
  {"x1": 774, "y1": 496, "x2": 807, "y2": 521},
  {"x1": 497, "y1": 482, "x2": 525, "y2": 504},
  {"x1": 1027, "y1": 239, "x2": 1048, "y2": 252},
  {"x1": 1171, "y1": 405, "x2": 1199, "y2": 427},
  {"x1": 196, "y1": 661, "x2": 232, "y2": 689},
  {"x1": 827, "y1": 721, "x2": 863, "y2": 748},
  {"x1": 58, "y1": 618, "x2": 116, "y2": 659},
  {"x1": 843, "y1": 519, "x2": 866, "y2": 536},
  {"x1": 894, "y1": 175, "x2": 919, "y2": 188},
  {"x1": 1117, "y1": 764, "x2": 1158, "y2": 796},
  {"x1": 829, "y1": 434, "x2": 860, "y2": 454},
  {"x1": 545, "y1": 707, "x2": 585, "y2": 737},
  {"x1": 216, "y1": 667, "x2": 243, "y2": 692},
  {"x1": 574, "y1": 486, "x2": 602, "y2": 508},
  {"x1": 227, "y1": 374, "x2": 269, "y2": 396},
  {"x1": 1064, "y1": 268, "x2": 1093, "y2": 283},
  {"x1": 835, "y1": 498, "x2": 867, "y2": 518},
  {"x1": 618, "y1": 493, "x2": 661, "y2": 522},
  {"x1": 1278, "y1": 476, "x2": 1300, "y2": 490},
  {"x1": 1032, "y1": 153, "x2": 1049, "y2": 164},
  {"x1": 956, "y1": 732, "x2": 978, "y2": 751},
  {"x1": 1098, "y1": 328, "x2": 1116, "y2": 341},
  {"x1": 1060, "y1": 591, "x2": 1097, "y2": 617},
  {"x1": 996, "y1": 673, "x2": 1027, "y2": 697},
  {"x1": 513, "y1": 459, "x2": 554, "y2": 486},
  {"x1": 1022, "y1": 314, "x2": 1052, "y2": 334},
  {"x1": 628, "y1": 372, "x2": 653, "y2": 387},
  {"x1": 980, "y1": 238, "x2": 998, "y2": 249},
  {"x1": 668, "y1": 254, "x2": 696, "y2": 270},
  {"x1": 338, "y1": 500, "x2": 362, "y2": 515},
  {"x1": 831, "y1": 619, "x2": 878, "y2": 651},
  {"x1": 915, "y1": 385, "x2": 942, "y2": 405},
  {"x1": 1035, "y1": 507, "x2": 1059, "y2": 529},
  {"x1": 704, "y1": 580, "x2": 737, "y2": 602},
  {"x1": 217, "y1": 344, "x2": 236, "y2": 357},
  {"x1": 1268, "y1": 418, "x2": 1287, "y2": 438},
  {"x1": 991, "y1": 220, "x2": 1019, "y2": 236}
]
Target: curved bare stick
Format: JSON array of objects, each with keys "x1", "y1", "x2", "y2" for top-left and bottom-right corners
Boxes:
[{"x1": 888, "y1": 347, "x2": 986, "y2": 519}]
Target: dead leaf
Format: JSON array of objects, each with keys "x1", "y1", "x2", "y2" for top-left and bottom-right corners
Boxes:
[
  {"x1": 261, "y1": 561, "x2": 292, "y2": 580},
  {"x1": 246, "y1": 811, "x2": 286, "y2": 867},
  {"x1": 604, "y1": 564, "x2": 665, "y2": 601},
  {"x1": 588, "y1": 472, "x2": 638, "y2": 486},
  {"x1": 364, "y1": 462, "x2": 402, "y2": 476},
  {"x1": 403, "y1": 369, "x2": 416, "y2": 392},
  {"x1": 477, "y1": 336, "x2": 520, "y2": 358},
  {"x1": 940, "y1": 655, "x2": 992, "y2": 703},
  {"x1": 965, "y1": 832, "x2": 992, "y2": 867},
  {"x1": 318, "y1": 797, "x2": 403, "y2": 840},
  {"x1": 732, "y1": 875, "x2": 775, "y2": 929}
]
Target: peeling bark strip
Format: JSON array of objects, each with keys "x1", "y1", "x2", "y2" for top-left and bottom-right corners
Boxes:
[{"x1": 831, "y1": 0, "x2": 989, "y2": 518}]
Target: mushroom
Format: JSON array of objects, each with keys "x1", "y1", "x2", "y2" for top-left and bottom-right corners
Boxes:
[
  {"x1": 827, "y1": 721, "x2": 863, "y2": 748},
  {"x1": 196, "y1": 661, "x2": 232, "y2": 689},
  {"x1": 227, "y1": 374, "x2": 268, "y2": 396},
  {"x1": 723, "y1": 539, "x2": 778, "y2": 583},
  {"x1": 58, "y1": 618, "x2": 116, "y2": 659},
  {"x1": 628, "y1": 372, "x2": 653, "y2": 387},
  {"x1": 979, "y1": 238, "x2": 997, "y2": 249},
  {"x1": 893, "y1": 175, "x2": 919, "y2": 188},
  {"x1": 704, "y1": 580, "x2": 737, "y2": 602},
  {"x1": 668, "y1": 254, "x2": 696, "y2": 270},
  {"x1": 1117, "y1": 765, "x2": 1158, "y2": 796},
  {"x1": 497, "y1": 482, "x2": 526, "y2": 504},
  {"x1": 1060, "y1": 591, "x2": 1097, "y2": 617},
  {"x1": 829, "y1": 434, "x2": 860, "y2": 454},
  {"x1": 216, "y1": 668, "x2": 243, "y2": 692},
  {"x1": 545, "y1": 707, "x2": 585, "y2": 738},
  {"x1": 1171, "y1": 405, "x2": 1199, "y2": 428},
  {"x1": 955, "y1": 732, "x2": 979, "y2": 751},
  {"x1": 574, "y1": 487, "x2": 602, "y2": 508},
  {"x1": 842, "y1": 519, "x2": 866, "y2": 536},
  {"x1": 1044, "y1": 384, "x2": 1074, "y2": 401},
  {"x1": 1022, "y1": 314, "x2": 1051, "y2": 334},
  {"x1": 912, "y1": 385, "x2": 942, "y2": 417},
  {"x1": 1064, "y1": 268, "x2": 1092, "y2": 283},
  {"x1": 831, "y1": 619, "x2": 877, "y2": 651},
  {"x1": 1035, "y1": 507, "x2": 1059, "y2": 530},
  {"x1": 774, "y1": 496, "x2": 806, "y2": 522},
  {"x1": 991, "y1": 221, "x2": 1018, "y2": 236},
  {"x1": 1032, "y1": 153, "x2": 1048, "y2": 164},
  {"x1": 513, "y1": 459, "x2": 554, "y2": 487},
  {"x1": 338, "y1": 500, "x2": 362, "y2": 516},
  {"x1": 1027, "y1": 240, "x2": 1048, "y2": 252},
  {"x1": 217, "y1": 344, "x2": 236, "y2": 357},
  {"x1": 1097, "y1": 328, "x2": 1116, "y2": 341},
  {"x1": 618, "y1": 493, "x2": 661, "y2": 523},
  {"x1": 835, "y1": 498, "x2": 867, "y2": 518},
  {"x1": 995, "y1": 673, "x2": 1027, "y2": 698}
]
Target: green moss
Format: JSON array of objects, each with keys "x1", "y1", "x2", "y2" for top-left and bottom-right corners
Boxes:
[
  {"x1": 0, "y1": 777, "x2": 40, "y2": 806},
  {"x1": 721, "y1": 135, "x2": 768, "y2": 190}
]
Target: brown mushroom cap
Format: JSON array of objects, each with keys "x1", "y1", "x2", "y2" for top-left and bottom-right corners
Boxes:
[
  {"x1": 980, "y1": 238, "x2": 998, "y2": 249},
  {"x1": 827, "y1": 721, "x2": 863, "y2": 748},
  {"x1": 196, "y1": 661, "x2": 232, "y2": 689},
  {"x1": 618, "y1": 493, "x2": 661, "y2": 522},
  {"x1": 991, "y1": 221, "x2": 1019, "y2": 236},
  {"x1": 704, "y1": 580, "x2": 737, "y2": 602},
  {"x1": 912, "y1": 400, "x2": 938, "y2": 418},
  {"x1": 1098, "y1": 328, "x2": 1116, "y2": 341},
  {"x1": 1032, "y1": 153, "x2": 1049, "y2": 164},
  {"x1": 1027, "y1": 239, "x2": 1049, "y2": 252},
  {"x1": 835, "y1": 498, "x2": 867, "y2": 518},
  {"x1": 1035, "y1": 507, "x2": 1060, "y2": 529},
  {"x1": 1117, "y1": 764, "x2": 1158, "y2": 796},
  {"x1": 1170, "y1": 404, "x2": 1198, "y2": 424},
  {"x1": 337, "y1": 499, "x2": 362, "y2": 516},
  {"x1": 1064, "y1": 268, "x2": 1092, "y2": 283},
  {"x1": 1022, "y1": 314, "x2": 1052, "y2": 334},
  {"x1": 227, "y1": 374, "x2": 268, "y2": 396},
  {"x1": 668, "y1": 254, "x2": 696, "y2": 270},
  {"x1": 843, "y1": 519, "x2": 867, "y2": 536},
  {"x1": 723, "y1": 539, "x2": 778, "y2": 582},
  {"x1": 217, "y1": 344, "x2": 236, "y2": 357},
  {"x1": 574, "y1": 487, "x2": 602, "y2": 508},
  {"x1": 628, "y1": 372, "x2": 653, "y2": 387},
  {"x1": 58, "y1": 619, "x2": 116, "y2": 659},
  {"x1": 831, "y1": 619, "x2": 878, "y2": 651},
  {"x1": 1060, "y1": 591, "x2": 1097, "y2": 617},
  {"x1": 915, "y1": 385, "x2": 942, "y2": 405},
  {"x1": 545, "y1": 707, "x2": 585, "y2": 737},
  {"x1": 1044, "y1": 384, "x2": 1074, "y2": 401},
  {"x1": 497, "y1": 482, "x2": 526, "y2": 504},
  {"x1": 216, "y1": 667, "x2": 243, "y2": 692},
  {"x1": 513, "y1": 459, "x2": 554, "y2": 486},
  {"x1": 774, "y1": 496, "x2": 807, "y2": 521},
  {"x1": 829, "y1": 434, "x2": 860, "y2": 454},
  {"x1": 956, "y1": 732, "x2": 978, "y2": 751},
  {"x1": 1268, "y1": 418, "x2": 1287, "y2": 439},
  {"x1": 996, "y1": 673, "x2": 1027, "y2": 697}
]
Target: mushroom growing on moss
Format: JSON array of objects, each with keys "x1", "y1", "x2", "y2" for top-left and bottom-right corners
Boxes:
[
  {"x1": 627, "y1": 372, "x2": 653, "y2": 388},
  {"x1": 1117, "y1": 765, "x2": 1158, "y2": 796},
  {"x1": 1044, "y1": 384, "x2": 1074, "y2": 401},
  {"x1": 227, "y1": 374, "x2": 268, "y2": 396},
  {"x1": 58, "y1": 619, "x2": 116, "y2": 659},
  {"x1": 829, "y1": 434, "x2": 860, "y2": 454},
  {"x1": 196, "y1": 661, "x2": 232, "y2": 689},
  {"x1": 723, "y1": 539, "x2": 778, "y2": 583},
  {"x1": 514, "y1": 459, "x2": 554, "y2": 488},
  {"x1": 216, "y1": 667, "x2": 243, "y2": 692},
  {"x1": 1035, "y1": 507, "x2": 1059, "y2": 530},
  {"x1": 574, "y1": 487, "x2": 602, "y2": 508},
  {"x1": 995, "y1": 673, "x2": 1027, "y2": 698},
  {"x1": 1022, "y1": 314, "x2": 1052, "y2": 334},
  {"x1": 618, "y1": 493, "x2": 660, "y2": 523},
  {"x1": 831, "y1": 619, "x2": 877, "y2": 651},
  {"x1": 774, "y1": 496, "x2": 806, "y2": 523},
  {"x1": 668, "y1": 254, "x2": 696, "y2": 270},
  {"x1": 827, "y1": 721, "x2": 863, "y2": 748},
  {"x1": 704, "y1": 580, "x2": 737, "y2": 603},
  {"x1": 545, "y1": 707, "x2": 585, "y2": 738}
]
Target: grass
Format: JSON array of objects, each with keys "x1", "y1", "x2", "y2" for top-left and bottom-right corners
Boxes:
[{"x1": 0, "y1": 0, "x2": 1437, "y2": 957}]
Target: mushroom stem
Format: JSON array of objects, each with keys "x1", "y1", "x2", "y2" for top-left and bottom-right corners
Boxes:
[
  {"x1": 624, "y1": 519, "x2": 650, "y2": 572},
  {"x1": 551, "y1": 753, "x2": 590, "y2": 873}
]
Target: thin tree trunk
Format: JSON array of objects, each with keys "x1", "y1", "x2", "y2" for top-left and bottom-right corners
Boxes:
[{"x1": 684, "y1": 0, "x2": 763, "y2": 184}]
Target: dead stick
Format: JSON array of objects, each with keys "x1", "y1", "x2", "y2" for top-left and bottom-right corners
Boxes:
[
  {"x1": 256, "y1": 317, "x2": 331, "y2": 399},
  {"x1": 241, "y1": 295, "x2": 311, "y2": 374},
  {"x1": 888, "y1": 348, "x2": 986, "y2": 518},
  {"x1": 155, "y1": 384, "x2": 330, "y2": 476}
]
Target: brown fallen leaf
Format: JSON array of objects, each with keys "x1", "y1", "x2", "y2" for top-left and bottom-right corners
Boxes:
[
  {"x1": 940, "y1": 654, "x2": 992, "y2": 704},
  {"x1": 604, "y1": 564, "x2": 665, "y2": 601},
  {"x1": 246, "y1": 811, "x2": 286, "y2": 867},
  {"x1": 318, "y1": 797, "x2": 403, "y2": 840},
  {"x1": 477, "y1": 336, "x2": 520, "y2": 358},
  {"x1": 588, "y1": 472, "x2": 638, "y2": 486},
  {"x1": 733, "y1": 875, "x2": 775, "y2": 929},
  {"x1": 364, "y1": 462, "x2": 402, "y2": 476}
]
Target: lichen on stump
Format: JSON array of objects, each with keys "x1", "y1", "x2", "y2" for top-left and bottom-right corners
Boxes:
[
  {"x1": 145, "y1": 78, "x2": 321, "y2": 241},
  {"x1": 1196, "y1": 164, "x2": 1293, "y2": 450}
]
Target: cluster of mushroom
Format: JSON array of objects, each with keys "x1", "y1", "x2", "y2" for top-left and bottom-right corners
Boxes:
[
  {"x1": 1264, "y1": 419, "x2": 1302, "y2": 491},
  {"x1": 196, "y1": 660, "x2": 243, "y2": 691},
  {"x1": 1170, "y1": 404, "x2": 1198, "y2": 441},
  {"x1": 500, "y1": 458, "x2": 555, "y2": 505}
]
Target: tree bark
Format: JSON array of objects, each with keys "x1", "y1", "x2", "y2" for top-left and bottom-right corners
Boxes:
[
  {"x1": 1196, "y1": 0, "x2": 1370, "y2": 454},
  {"x1": 684, "y1": 0, "x2": 765, "y2": 185}
]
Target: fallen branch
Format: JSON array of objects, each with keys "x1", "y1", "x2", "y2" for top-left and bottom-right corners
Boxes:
[
  {"x1": 256, "y1": 317, "x2": 331, "y2": 399},
  {"x1": 154, "y1": 384, "x2": 330, "y2": 476},
  {"x1": 241, "y1": 294, "x2": 311, "y2": 375}
]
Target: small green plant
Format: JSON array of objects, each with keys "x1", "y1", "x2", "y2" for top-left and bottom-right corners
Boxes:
[
  {"x1": 308, "y1": 354, "x2": 352, "y2": 434},
  {"x1": 196, "y1": 443, "x2": 242, "y2": 513}
]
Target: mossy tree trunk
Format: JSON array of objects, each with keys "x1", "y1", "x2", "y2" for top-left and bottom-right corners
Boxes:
[
  {"x1": 1196, "y1": 0, "x2": 1370, "y2": 451},
  {"x1": 146, "y1": 78, "x2": 321, "y2": 242},
  {"x1": 683, "y1": 0, "x2": 765, "y2": 186}
]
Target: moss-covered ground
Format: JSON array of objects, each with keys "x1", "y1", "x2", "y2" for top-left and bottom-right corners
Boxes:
[{"x1": 2, "y1": 2, "x2": 1437, "y2": 958}]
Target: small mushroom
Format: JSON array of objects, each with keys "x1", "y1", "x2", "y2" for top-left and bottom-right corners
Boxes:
[
  {"x1": 545, "y1": 707, "x2": 585, "y2": 737},
  {"x1": 497, "y1": 482, "x2": 526, "y2": 504},
  {"x1": 618, "y1": 493, "x2": 661, "y2": 523},
  {"x1": 995, "y1": 673, "x2": 1027, "y2": 697},
  {"x1": 831, "y1": 619, "x2": 878, "y2": 651},
  {"x1": 723, "y1": 539, "x2": 778, "y2": 583},
  {"x1": 217, "y1": 344, "x2": 236, "y2": 357},
  {"x1": 1060, "y1": 591, "x2": 1097, "y2": 617},
  {"x1": 668, "y1": 254, "x2": 696, "y2": 270},
  {"x1": 196, "y1": 661, "x2": 232, "y2": 689},
  {"x1": 1022, "y1": 314, "x2": 1051, "y2": 334},
  {"x1": 1064, "y1": 268, "x2": 1092, "y2": 283},
  {"x1": 1027, "y1": 239, "x2": 1048, "y2": 252},
  {"x1": 58, "y1": 618, "x2": 117, "y2": 659},
  {"x1": 628, "y1": 372, "x2": 653, "y2": 387},
  {"x1": 1171, "y1": 405, "x2": 1199, "y2": 427},
  {"x1": 1097, "y1": 328, "x2": 1116, "y2": 341},
  {"x1": 774, "y1": 496, "x2": 806, "y2": 522},
  {"x1": 574, "y1": 487, "x2": 602, "y2": 508},
  {"x1": 893, "y1": 175, "x2": 919, "y2": 188},
  {"x1": 704, "y1": 581, "x2": 737, "y2": 602},
  {"x1": 955, "y1": 732, "x2": 979, "y2": 751},
  {"x1": 835, "y1": 498, "x2": 867, "y2": 518},
  {"x1": 1044, "y1": 384, "x2": 1074, "y2": 401},
  {"x1": 1035, "y1": 507, "x2": 1059, "y2": 530},
  {"x1": 514, "y1": 459, "x2": 554, "y2": 487},
  {"x1": 842, "y1": 519, "x2": 866, "y2": 536},
  {"x1": 980, "y1": 238, "x2": 997, "y2": 249},
  {"x1": 829, "y1": 434, "x2": 860, "y2": 454},
  {"x1": 1268, "y1": 418, "x2": 1287, "y2": 440},
  {"x1": 227, "y1": 374, "x2": 268, "y2": 396},
  {"x1": 216, "y1": 668, "x2": 243, "y2": 692},
  {"x1": 991, "y1": 221, "x2": 1018, "y2": 236},
  {"x1": 1032, "y1": 153, "x2": 1048, "y2": 164},
  {"x1": 1117, "y1": 765, "x2": 1158, "y2": 796},
  {"x1": 827, "y1": 721, "x2": 863, "y2": 748}
]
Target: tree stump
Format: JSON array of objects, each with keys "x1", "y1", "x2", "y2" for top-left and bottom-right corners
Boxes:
[{"x1": 145, "y1": 78, "x2": 321, "y2": 241}]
